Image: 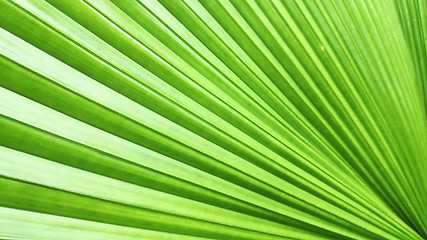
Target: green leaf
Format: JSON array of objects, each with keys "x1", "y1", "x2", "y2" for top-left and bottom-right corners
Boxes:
[{"x1": 0, "y1": 0, "x2": 425, "y2": 239}]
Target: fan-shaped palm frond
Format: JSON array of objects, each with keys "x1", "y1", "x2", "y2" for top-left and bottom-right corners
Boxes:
[{"x1": 0, "y1": 0, "x2": 426, "y2": 239}]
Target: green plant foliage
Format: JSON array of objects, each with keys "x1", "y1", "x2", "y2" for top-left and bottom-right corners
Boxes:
[{"x1": 0, "y1": 0, "x2": 426, "y2": 239}]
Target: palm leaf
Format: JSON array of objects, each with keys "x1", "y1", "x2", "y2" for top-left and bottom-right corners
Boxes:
[{"x1": 0, "y1": 0, "x2": 426, "y2": 239}]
